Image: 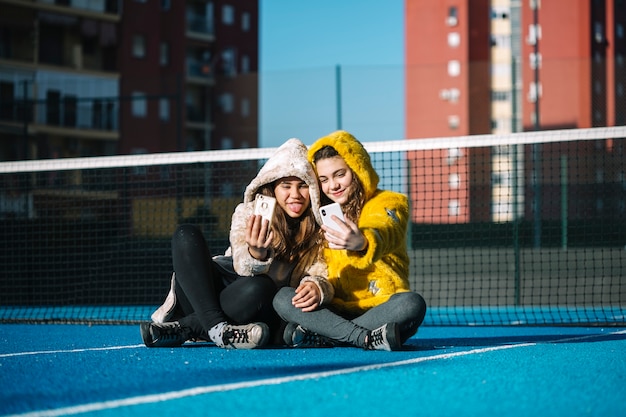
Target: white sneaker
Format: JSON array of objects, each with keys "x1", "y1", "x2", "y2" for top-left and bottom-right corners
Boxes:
[
  {"x1": 151, "y1": 272, "x2": 177, "y2": 323},
  {"x1": 218, "y1": 322, "x2": 270, "y2": 349},
  {"x1": 364, "y1": 323, "x2": 402, "y2": 351}
]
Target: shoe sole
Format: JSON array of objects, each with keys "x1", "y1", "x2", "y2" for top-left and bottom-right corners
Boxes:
[
  {"x1": 387, "y1": 323, "x2": 402, "y2": 351},
  {"x1": 139, "y1": 322, "x2": 155, "y2": 347}
]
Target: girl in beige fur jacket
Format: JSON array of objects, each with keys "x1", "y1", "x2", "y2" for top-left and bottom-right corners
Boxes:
[{"x1": 140, "y1": 139, "x2": 332, "y2": 349}]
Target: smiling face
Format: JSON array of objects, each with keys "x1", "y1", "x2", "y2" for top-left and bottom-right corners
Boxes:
[
  {"x1": 314, "y1": 156, "x2": 354, "y2": 206},
  {"x1": 273, "y1": 176, "x2": 311, "y2": 218}
]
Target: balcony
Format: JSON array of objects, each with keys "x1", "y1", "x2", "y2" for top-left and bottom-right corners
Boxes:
[{"x1": 36, "y1": 0, "x2": 121, "y2": 15}]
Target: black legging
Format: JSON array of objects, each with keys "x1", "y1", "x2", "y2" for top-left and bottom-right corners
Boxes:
[{"x1": 171, "y1": 224, "x2": 280, "y2": 338}]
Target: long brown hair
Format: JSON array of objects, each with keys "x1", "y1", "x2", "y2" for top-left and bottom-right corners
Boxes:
[
  {"x1": 312, "y1": 145, "x2": 365, "y2": 223},
  {"x1": 255, "y1": 182, "x2": 323, "y2": 273}
]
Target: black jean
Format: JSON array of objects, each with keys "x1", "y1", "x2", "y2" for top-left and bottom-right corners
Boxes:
[{"x1": 171, "y1": 224, "x2": 280, "y2": 338}]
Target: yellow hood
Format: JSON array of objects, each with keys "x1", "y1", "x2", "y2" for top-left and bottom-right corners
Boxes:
[{"x1": 307, "y1": 130, "x2": 379, "y2": 200}]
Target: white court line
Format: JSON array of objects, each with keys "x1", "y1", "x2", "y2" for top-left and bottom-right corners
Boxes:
[
  {"x1": 6, "y1": 330, "x2": 626, "y2": 417},
  {"x1": 0, "y1": 344, "x2": 145, "y2": 358}
]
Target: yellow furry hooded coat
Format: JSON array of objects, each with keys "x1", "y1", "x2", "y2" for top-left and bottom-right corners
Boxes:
[{"x1": 308, "y1": 130, "x2": 411, "y2": 316}]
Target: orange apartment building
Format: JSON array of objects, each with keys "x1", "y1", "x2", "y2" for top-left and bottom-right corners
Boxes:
[{"x1": 405, "y1": 0, "x2": 625, "y2": 230}]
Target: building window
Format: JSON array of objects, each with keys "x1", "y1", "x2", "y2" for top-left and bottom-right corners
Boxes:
[
  {"x1": 131, "y1": 148, "x2": 147, "y2": 175},
  {"x1": 529, "y1": 52, "x2": 542, "y2": 69},
  {"x1": 132, "y1": 92, "x2": 147, "y2": 117},
  {"x1": 132, "y1": 35, "x2": 146, "y2": 58},
  {"x1": 449, "y1": 173, "x2": 460, "y2": 189},
  {"x1": 241, "y1": 55, "x2": 250, "y2": 73},
  {"x1": 160, "y1": 42, "x2": 169, "y2": 66},
  {"x1": 492, "y1": 118, "x2": 512, "y2": 131},
  {"x1": 448, "y1": 60, "x2": 460, "y2": 77},
  {"x1": 594, "y1": 110, "x2": 602, "y2": 122},
  {"x1": 492, "y1": 63, "x2": 511, "y2": 77},
  {"x1": 527, "y1": 82, "x2": 541, "y2": 103},
  {"x1": 527, "y1": 24, "x2": 541, "y2": 45},
  {"x1": 241, "y1": 98, "x2": 249, "y2": 117},
  {"x1": 221, "y1": 48, "x2": 237, "y2": 76},
  {"x1": 446, "y1": 6, "x2": 458, "y2": 26},
  {"x1": 594, "y1": 80, "x2": 602, "y2": 94},
  {"x1": 492, "y1": 90, "x2": 511, "y2": 101},
  {"x1": 447, "y1": 148, "x2": 462, "y2": 165},
  {"x1": 242, "y1": 12, "x2": 250, "y2": 31},
  {"x1": 222, "y1": 5, "x2": 234, "y2": 25},
  {"x1": 440, "y1": 88, "x2": 460, "y2": 102},
  {"x1": 491, "y1": 6, "x2": 510, "y2": 20},
  {"x1": 159, "y1": 98, "x2": 169, "y2": 121},
  {"x1": 595, "y1": 168, "x2": 604, "y2": 183},
  {"x1": 448, "y1": 115, "x2": 460, "y2": 129},
  {"x1": 220, "y1": 93, "x2": 234, "y2": 113},
  {"x1": 491, "y1": 34, "x2": 511, "y2": 49},
  {"x1": 448, "y1": 32, "x2": 460, "y2": 48},
  {"x1": 594, "y1": 22, "x2": 604, "y2": 44},
  {"x1": 221, "y1": 137, "x2": 233, "y2": 149},
  {"x1": 161, "y1": 0, "x2": 170, "y2": 10},
  {"x1": 449, "y1": 200, "x2": 460, "y2": 216}
]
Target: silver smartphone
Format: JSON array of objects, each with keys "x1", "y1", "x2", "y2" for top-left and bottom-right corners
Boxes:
[
  {"x1": 319, "y1": 202, "x2": 345, "y2": 232},
  {"x1": 253, "y1": 194, "x2": 276, "y2": 224}
]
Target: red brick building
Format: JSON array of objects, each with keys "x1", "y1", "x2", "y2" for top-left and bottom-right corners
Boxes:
[{"x1": 405, "y1": 0, "x2": 624, "y2": 226}]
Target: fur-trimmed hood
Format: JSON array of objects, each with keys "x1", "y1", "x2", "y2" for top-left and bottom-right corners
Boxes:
[
  {"x1": 307, "y1": 130, "x2": 379, "y2": 200},
  {"x1": 244, "y1": 138, "x2": 322, "y2": 225}
]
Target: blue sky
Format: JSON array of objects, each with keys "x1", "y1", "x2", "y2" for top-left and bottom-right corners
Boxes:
[{"x1": 259, "y1": 0, "x2": 405, "y2": 148}]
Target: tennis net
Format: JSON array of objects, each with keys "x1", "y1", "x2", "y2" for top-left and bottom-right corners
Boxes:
[{"x1": 1, "y1": 127, "x2": 625, "y2": 326}]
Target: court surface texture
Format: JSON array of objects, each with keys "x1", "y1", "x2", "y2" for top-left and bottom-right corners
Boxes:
[{"x1": 2, "y1": 323, "x2": 625, "y2": 417}]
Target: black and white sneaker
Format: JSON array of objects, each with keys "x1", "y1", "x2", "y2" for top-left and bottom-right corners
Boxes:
[
  {"x1": 364, "y1": 323, "x2": 401, "y2": 351},
  {"x1": 218, "y1": 322, "x2": 270, "y2": 349},
  {"x1": 283, "y1": 322, "x2": 334, "y2": 348},
  {"x1": 140, "y1": 321, "x2": 191, "y2": 348}
]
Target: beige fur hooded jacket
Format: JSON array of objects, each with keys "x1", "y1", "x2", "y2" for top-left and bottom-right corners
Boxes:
[{"x1": 212, "y1": 139, "x2": 333, "y2": 305}]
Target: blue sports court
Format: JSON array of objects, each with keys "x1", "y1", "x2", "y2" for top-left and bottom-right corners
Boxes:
[{"x1": 1, "y1": 320, "x2": 625, "y2": 416}]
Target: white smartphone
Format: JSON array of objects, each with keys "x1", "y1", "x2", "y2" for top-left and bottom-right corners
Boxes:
[
  {"x1": 319, "y1": 203, "x2": 345, "y2": 232},
  {"x1": 253, "y1": 194, "x2": 276, "y2": 224}
]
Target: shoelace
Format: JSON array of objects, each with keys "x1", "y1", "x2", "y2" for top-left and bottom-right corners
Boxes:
[
  {"x1": 365, "y1": 328, "x2": 385, "y2": 350},
  {"x1": 299, "y1": 331, "x2": 323, "y2": 347},
  {"x1": 154, "y1": 324, "x2": 183, "y2": 343},
  {"x1": 295, "y1": 327, "x2": 333, "y2": 348},
  {"x1": 223, "y1": 328, "x2": 250, "y2": 346}
]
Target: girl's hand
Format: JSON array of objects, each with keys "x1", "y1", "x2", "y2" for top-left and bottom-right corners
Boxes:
[
  {"x1": 246, "y1": 214, "x2": 273, "y2": 260},
  {"x1": 321, "y1": 215, "x2": 368, "y2": 252},
  {"x1": 291, "y1": 281, "x2": 321, "y2": 312}
]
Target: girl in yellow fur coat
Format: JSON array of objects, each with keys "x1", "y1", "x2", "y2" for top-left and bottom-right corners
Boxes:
[{"x1": 274, "y1": 130, "x2": 426, "y2": 350}]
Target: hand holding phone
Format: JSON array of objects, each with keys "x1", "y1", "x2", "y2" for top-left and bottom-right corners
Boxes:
[
  {"x1": 254, "y1": 194, "x2": 276, "y2": 225},
  {"x1": 319, "y1": 203, "x2": 345, "y2": 233}
]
